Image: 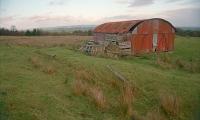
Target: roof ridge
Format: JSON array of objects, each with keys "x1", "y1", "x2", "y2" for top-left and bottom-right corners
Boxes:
[{"x1": 94, "y1": 18, "x2": 175, "y2": 34}]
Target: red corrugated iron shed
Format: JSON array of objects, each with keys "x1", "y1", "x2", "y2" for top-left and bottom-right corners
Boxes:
[{"x1": 93, "y1": 18, "x2": 176, "y2": 55}]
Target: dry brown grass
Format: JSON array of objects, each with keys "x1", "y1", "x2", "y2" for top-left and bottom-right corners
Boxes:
[
  {"x1": 72, "y1": 80, "x2": 108, "y2": 110},
  {"x1": 72, "y1": 69, "x2": 92, "y2": 96},
  {"x1": 0, "y1": 36, "x2": 92, "y2": 48},
  {"x1": 175, "y1": 58, "x2": 200, "y2": 73},
  {"x1": 75, "y1": 69, "x2": 92, "y2": 82},
  {"x1": 119, "y1": 83, "x2": 135, "y2": 116},
  {"x1": 159, "y1": 54, "x2": 171, "y2": 63},
  {"x1": 156, "y1": 54, "x2": 173, "y2": 69},
  {"x1": 29, "y1": 56, "x2": 56, "y2": 75},
  {"x1": 87, "y1": 86, "x2": 108, "y2": 110},
  {"x1": 145, "y1": 109, "x2": 166, "y2": 120},
  {"x1": 160, "y1": 93, "x2": 180, "y2": 116},
  {"x1": 29, "y1": 56, "x2": 43, "y2": 68},
  {"x1": 72, "y1": 74, "x2": 108, "y2": 110},
  {"x1": 109, "y1": 79, "x2": 120, "y2": 88},
  {"x1": 43, "y1": 65, "x2": 56, "y2": 75},
  {"x1": 72, "y1": 79, "x2": 88, "y2": 96},
  {"x1": 157, "y1": 54, "x2": 200, "y2": 73}
]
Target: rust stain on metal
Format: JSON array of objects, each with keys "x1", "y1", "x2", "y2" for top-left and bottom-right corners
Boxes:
[{"x1": 94, "y1": 20, "x2": 143, "y2": 34}]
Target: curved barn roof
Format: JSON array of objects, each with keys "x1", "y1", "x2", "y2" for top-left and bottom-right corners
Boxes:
[{"x1": 94, "y1": 18, "x2": 175, "y2": 34}]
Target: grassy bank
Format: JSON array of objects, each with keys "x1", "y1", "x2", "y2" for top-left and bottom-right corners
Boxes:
[{"x1": 0, "y1": 36, "x2": 200, "y2": 120}]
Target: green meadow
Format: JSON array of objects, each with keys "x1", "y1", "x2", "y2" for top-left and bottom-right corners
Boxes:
[{"x1": 0, "y1": 36, "x2": 200, "y2": 120}]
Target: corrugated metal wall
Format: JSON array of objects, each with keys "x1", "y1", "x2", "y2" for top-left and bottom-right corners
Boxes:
[{"x1": 131, "y1": 19, "x2": 175, "y2": 54}]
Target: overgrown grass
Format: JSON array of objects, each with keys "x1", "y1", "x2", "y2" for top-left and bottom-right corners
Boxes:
[
  {"x1": 159, "y1": 92, "x2": 180, "y2": 117},
  {"x1": 119, "y1": 83, "x2": 135, "y2": 116},
  {"x1": 0, "y1": 36, "x2": 200, "y2": 120}
]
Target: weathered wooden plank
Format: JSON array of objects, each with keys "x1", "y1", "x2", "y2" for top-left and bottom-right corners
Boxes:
[
  {"x1": 106, "y1": 65, "x2": 127, "y2": 82},
  {"x1": 120, "y1": 49, "x2": 131, "y2": 51},
  {"x1": 119, "y1": 46, "x2": 131, "y2": 49}
]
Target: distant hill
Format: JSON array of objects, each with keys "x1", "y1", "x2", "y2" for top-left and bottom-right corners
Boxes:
[
  {"x1": 177, "y1": 27, "x2": 200, "y2": 31},
  {"x1": 40, "y1": 25, "x2": 96, "y2": 33},
  {"x1": 41, "y1": 26, "x2": 200, "y2": 33}
]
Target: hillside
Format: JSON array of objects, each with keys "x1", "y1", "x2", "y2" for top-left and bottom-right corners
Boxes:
[
  {"x1": 40, "y1": 25, "x2": 96, "y2": 33},
  {"x1": 0, "y1": 36, "x2": 200, "y2": 120},
  {"x1": 178, "y1": 27, "x2": 200, "y2": 31}
]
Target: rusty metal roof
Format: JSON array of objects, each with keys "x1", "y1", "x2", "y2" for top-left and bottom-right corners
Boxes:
[
  {"x1": 94, "y1": 20, "x2": 143, "y2": 34},
  {"x1": 94, "y1": 18, "x2": 175, "y2": 34}
]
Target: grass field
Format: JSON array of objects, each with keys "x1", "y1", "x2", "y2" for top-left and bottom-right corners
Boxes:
[{"x1": 0, "y1": 36, "x2": 200, "y2": 120}]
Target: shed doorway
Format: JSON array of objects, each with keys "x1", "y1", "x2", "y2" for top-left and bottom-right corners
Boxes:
[{"x1": 153, "y1": 33, "x2": 158, "y2": 51}]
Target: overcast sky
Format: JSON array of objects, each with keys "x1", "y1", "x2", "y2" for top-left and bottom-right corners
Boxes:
[{"x1": 0, "y1": 0, "x2": 200, "y2": 30}]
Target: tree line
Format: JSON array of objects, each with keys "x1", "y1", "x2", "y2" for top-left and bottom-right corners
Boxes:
[
  {"x1": 1, "y1": 27, "x2": 200, "y2": 37},
  {"x1": 176, "y1": 28, "x2": 200, "y2": 37},
  {"x1": 0, "y1": 27, "x2": 93, "y2": 36}
]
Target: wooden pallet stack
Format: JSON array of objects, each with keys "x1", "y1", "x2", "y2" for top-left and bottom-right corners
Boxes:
[{"x1": 81, "y1": 40, "x2": 132, "y2": 56}]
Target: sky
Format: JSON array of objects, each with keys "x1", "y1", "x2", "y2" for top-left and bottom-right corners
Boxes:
[{"x1": 0, "y1": 0, "x2": 200, "y2": 30}]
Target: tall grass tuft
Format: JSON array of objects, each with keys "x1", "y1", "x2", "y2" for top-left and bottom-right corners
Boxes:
[
  {"x1": 43, "y1": 65, "x2": 56, "y2": 75},
  {"x1": 119, "y1": 83, "x2": 135, "y2": 116},
  {"x1": 109, "y1": 79, "x2": 121, "y2": 89},
  {"x1": 145, "y1": 109, "x2": 166, "y2": 120},
  {"x1": 88, "y1": 86, "x2": 108, "y2": 110},
  {"x1": 73, "y1": 71, "x2": 107, "y2": 110},
  {"x1": 72, "y1": 78, "x2": 108, "y2": 110},
  {"x1": 160, "y1": 93, "x2": 180, "y2": 117},
  {"x1": 157, "y1": 53, "x2": 171, "y2": 64},
  {"x1": 175, "y1": 58, "x2": 200, "y2": 73},
  {"x1": 29, "y1": 56, "x2": 42, "y2": 68},
  {"x1": 75, "y1": 69, "x2": 92, "y2": 82},
  {"x1": 72, "y1": 79, "x2": 88, "y2": 96},
  {"x1": 156, "y1": 53, "x2": 173, "y2": 69}
]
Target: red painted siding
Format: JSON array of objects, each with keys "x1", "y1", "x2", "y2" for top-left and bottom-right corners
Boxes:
[{"x1": 131, "y1": 19, "x2": 175, "y2": 54}]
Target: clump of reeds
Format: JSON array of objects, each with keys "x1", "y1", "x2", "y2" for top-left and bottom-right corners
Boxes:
[
  {"x1": 75, "y1": 69, "x2": 92, "y2": 82},
  {"x1": 88, "y1": 86, "x2": 108, "y2": 110},
  {"x1": 160, "y1": 93, "x2": 180, "y2": 116},
  {"x1": 119, "y1": 83, "x2": 135, "y2": 116},
  {"x1": 72, "y1": 78, "x2": 108, "y2": 110},
  {"x1": 72, "y1": 79, "x2": 88, "y2": 96}
]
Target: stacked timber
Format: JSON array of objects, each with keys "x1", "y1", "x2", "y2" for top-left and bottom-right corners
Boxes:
[
  {"x1": 119, "y1": 41, "x2": 131, "y2": 55},
  {"x1": 81, "y1": 40, "x2": 132, "y2": 56}
]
